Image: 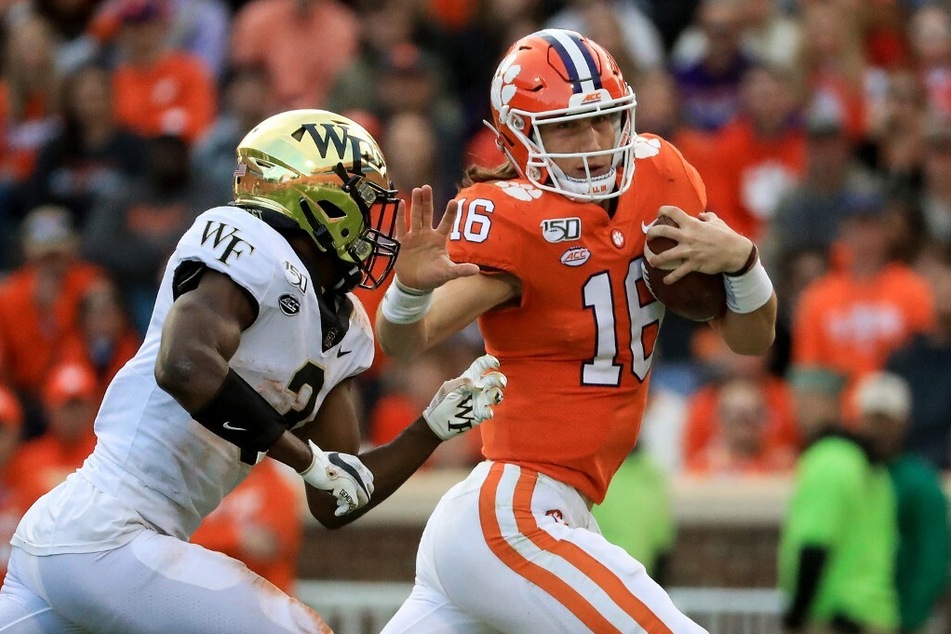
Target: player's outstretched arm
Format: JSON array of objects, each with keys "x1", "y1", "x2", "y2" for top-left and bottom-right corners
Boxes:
[
  {"x1": 300, "y1": 355, "x2": 506, "y2": 529},
  {"x1": 376, "y1": 185, "x2": 519, "y2": 360}
]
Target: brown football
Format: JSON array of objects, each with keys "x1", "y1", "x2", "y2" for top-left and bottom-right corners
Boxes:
[{"x1": 642, "y1": 215, "x2": 727, "y2": 322}]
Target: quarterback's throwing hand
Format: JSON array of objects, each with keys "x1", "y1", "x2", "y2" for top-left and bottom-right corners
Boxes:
[
  {"x1": 299, "y1": 441, "x2": 375, "y2": 516},
  {"x1": 423, "y1": 354, "x2": 506, "y2": 440}
]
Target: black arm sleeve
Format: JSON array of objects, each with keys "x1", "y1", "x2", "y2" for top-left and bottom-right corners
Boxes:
[
  {"x1": 783, "y1": 545, "x2": 829, "y2": 630},
  {"x1": 191, "y1": 368, "x2": 289, "y2": 464}
]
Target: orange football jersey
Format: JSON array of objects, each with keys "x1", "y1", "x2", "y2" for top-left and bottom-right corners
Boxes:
[{"x1": 447, "y1": 135, "x2": 706, "y2": 503}]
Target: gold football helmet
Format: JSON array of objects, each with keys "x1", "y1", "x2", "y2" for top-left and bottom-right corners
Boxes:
[{"x1": 233, "y1": 109, "x2": 399, "y2": 290}]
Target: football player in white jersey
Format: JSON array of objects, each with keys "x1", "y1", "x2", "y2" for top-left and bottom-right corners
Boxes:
[{"x1": 0, "y1": 110, "x2": 505, "y2": 633}]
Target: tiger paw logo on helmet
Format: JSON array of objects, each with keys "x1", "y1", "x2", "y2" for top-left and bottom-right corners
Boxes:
[
  {"x1": 495, "y1": 181, "x2": 542, "y2": 201},
  {"x1": 490, "y1": 53, "x2": 521, "y2": 128}
]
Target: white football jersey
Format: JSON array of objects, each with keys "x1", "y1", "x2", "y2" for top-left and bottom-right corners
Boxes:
[{"x1": 13, "y1": 206, "x2": 374, "y2": 554}]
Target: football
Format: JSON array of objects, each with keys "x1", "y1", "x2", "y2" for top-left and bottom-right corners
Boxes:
[{"x1": 642, "y1": 215, "x2": 727, "y2": 322}]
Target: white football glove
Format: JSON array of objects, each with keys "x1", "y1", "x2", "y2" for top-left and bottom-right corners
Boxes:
[
  {"x1": 423, "y1": 354, "x2": 506, "y2": 441},
  {"x1": 298, "y1": 440, "x2": 375, "y2": 516}
]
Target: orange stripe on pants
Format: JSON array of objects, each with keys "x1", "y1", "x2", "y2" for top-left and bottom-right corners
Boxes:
[{"x1": 479, "y1": 463, "x2": 673, "y2": 634}]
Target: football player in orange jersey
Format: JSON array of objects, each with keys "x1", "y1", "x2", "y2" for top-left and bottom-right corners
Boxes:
[{"x1": 377, "y1": 29, "x2": 778, "y2": 634}]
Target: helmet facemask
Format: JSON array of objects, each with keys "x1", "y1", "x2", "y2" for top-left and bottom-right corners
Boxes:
[{"x1": 502, "y1": 88, "x2": 637, "y2": 202}]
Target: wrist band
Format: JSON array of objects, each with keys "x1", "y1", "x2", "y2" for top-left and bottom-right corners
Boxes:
[
  {"x1": 723, "y1": 252, "x2": 773, "y2": 314},
  {"x1": 381, "y1": 276, "x2": 433, "y2": 324},
  {"x1": 727, "y1": 243, "x2": 758, "y2": 277}
]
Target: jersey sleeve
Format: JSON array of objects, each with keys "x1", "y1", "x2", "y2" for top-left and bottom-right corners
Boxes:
[
  {"x1": 170, "y1": 206, "x2": 275, "y2": 308},
  {"x1": 446, "y1": 185, "x2": 525, "y2": 277}
]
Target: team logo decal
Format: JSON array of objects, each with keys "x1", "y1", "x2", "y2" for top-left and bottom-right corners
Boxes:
[
  {"x1": 283, "y1": 261, "x2": 308, "y2": 293},
  {"x1": 496, "y1": 181, "x2": 541, "y2": 201},
  {"x1": 611, "y1": 229, "x2": 625, "y2": 248},
  {"x1": 560, "y1": 246, "x2": 590, "y2": 267},
  {"x1": 541, "y1": 217, "x2": 581, "y2": 243},
  {"x1": 490, "y1": 52, "x2": 521, "y2": 126},
  {"x1": 633, "y1": 136, "x2": 662, "y2": 159},
  {"x1": 279, "y1": 294, "x2": 301, "y2": 315}
]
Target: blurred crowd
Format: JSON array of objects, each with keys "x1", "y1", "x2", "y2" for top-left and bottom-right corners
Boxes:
[{"x1": 1, "y1": 0, "x2": 951, "y2": 623}]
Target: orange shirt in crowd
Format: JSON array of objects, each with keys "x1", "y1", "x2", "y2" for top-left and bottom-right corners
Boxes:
[
  {"x1": 6, "y1": 429, "x2": 97, "y2": 509},
  {"x1": 682, "y1": 377, "x2": 799, "y2": 470},
  {"x1": 112, "y1": 51, "x2": 216, "y2": 143},
  {"x1": 702, "y1": 118, "x2": 806, "y2": 241},
  {"x1": 793, "y1": 263, "x2": 935, "y2": 390},
  {"x1": 230, "y1": 0, "x2": 358, "y2": 110},
  {"x1": 0, "y1": 262, "x2": 104, "y2": 396},
  {"x1": 190, "y1": 459, "x2": 302, "y2": 593},
  {"x1": 0, "y1": 83, "x2": 55, "y2": 182},
  {"x1": 58, "y1": 329, "x2": 142, "y2": 402}
]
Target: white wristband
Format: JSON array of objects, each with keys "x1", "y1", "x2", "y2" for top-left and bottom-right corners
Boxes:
[
  {"x1": 381, "y1": 276, "x2": 433, "y2": 324},
  {"x1": 723, "y1": 259, "x2": 773, "y2": 314}
]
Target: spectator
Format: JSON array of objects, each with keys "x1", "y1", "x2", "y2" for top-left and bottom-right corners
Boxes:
[
  {"x1": 703, "y1": 62, "x2": 806, "y2": 242},
  {"x1": 189, "y1": 458, "x2": 302, "y2": 594},
  {"x1": 0, "y1": 206, "x2": 103, "y2": 435},
  {"x1": 592, "y1": 445, "x2": 675, "y2": 583},
  {"x1": 791, "y1": 190, "x2": 935, "y2": 405},
  {"x1": 82, "y1": 134, "x2": 212, "y2": 332},
  {"x1": 787, "y1": 366, "x2": 845, "y2": 438},
  {"x1": 853, "y1": 371, "x2": 950, "y2": 634},
  {"x1": 913, "y1": 113, "x2": 951, "y2": 264},
  {"x1": 324, "y1": 0, "x2": 417, "y2": 119},
  {"x1": 685, "y1": 376, "x2": 796, "y2": 475},
  {"x1": 26, "y1": 63, "x2": 149, "y2": 226},
  {"x1": 886, "y1": 263, "x2": 951, "y2": 470},
  {"x1": 908, "y1": 4, "x2": 951, "y2": 121},
  {"x1": 795, "y1": 1, "x2": 871, "y2": 141},
  {"x1": 0, "y1": 14, "x2": 61, "y2": 212},
  {"x1": 111, "y1": 0, "x2": 217, "y2": 143},
  {"x1": 670, "y1": 0, "x2": 753, "y2": 131},
  {"x1": 229, "y1": 0, "x2": 358, "y2": 110},
  {"x1": 4, "y1": 0, "x2": 101, "y2": 74},
  {"x1": 0, "y1": 386, "x2": 25, "y2": 582},
  {"x1": 59, "y1": 278, "x2": 141, "y2": 399},
  {"x1": 778, "y1": 382, "x2": 899, "y2": 632},
  {"x1": 191, "y1": 63, "x2": 276, "y2": 205},
  {"x1": 765, "y1": 106, "x2": 879, "y2": 265},
  {"x1": 165, "y1": 0, "x2": 232, "y2": 80},
  {"x1": 6, "y1": 362, "x2": 99, "y2": 509},
  {"x1": 683, "y1": 330, "x2": 798, "y2": 468}
]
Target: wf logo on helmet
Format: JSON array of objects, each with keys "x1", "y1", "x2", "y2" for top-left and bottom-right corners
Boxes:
[{"x1": 291, "y1": 123, "x2": 384, "y2": 172}]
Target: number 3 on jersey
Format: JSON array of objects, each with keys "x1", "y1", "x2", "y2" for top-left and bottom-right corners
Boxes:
[{"x1": 583, "y1": 259, "x2": 663, "y2": 386}]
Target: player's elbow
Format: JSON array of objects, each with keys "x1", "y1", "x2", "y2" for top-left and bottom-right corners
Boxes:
[
  {"x1": 727, "y1": 324, "x2": 775, "y2": 355},
  {"x1": 154, "y1": 353, "x2": 197, "y2": 398}
]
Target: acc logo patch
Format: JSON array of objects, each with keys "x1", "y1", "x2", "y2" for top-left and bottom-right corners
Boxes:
[
  {"x1": 560, "y1": 246, "x2": 590, "y2": 267},
  {"x1": 496, "y1": 181, "x2": 542, "y2": 201},
  {"x1": 279, "y1": 294, "x2": 301, "y2": 316},
  {"x1": 541, "y1": 217, "x2": 581, "y2": 243}
]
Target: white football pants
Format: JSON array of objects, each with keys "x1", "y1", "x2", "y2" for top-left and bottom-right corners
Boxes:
[
  {"x1": 383, "y1": 461, "x2": 707, "y2": 634},
  {"x1": 0, "y1": 530, "x2": 329, "y2": 633}
]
